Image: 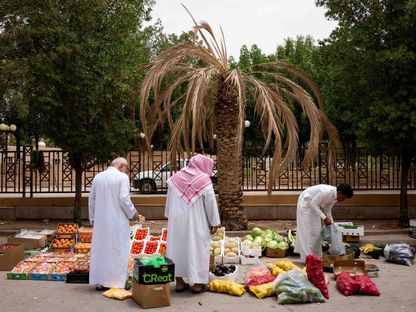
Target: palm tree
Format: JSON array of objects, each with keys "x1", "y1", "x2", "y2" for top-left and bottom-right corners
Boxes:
[{"x1": 140, "y1": 9, "x2": 339, "y2": 230}]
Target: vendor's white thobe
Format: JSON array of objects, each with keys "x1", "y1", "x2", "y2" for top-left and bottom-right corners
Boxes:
[
  {"x1": 294, "y1": 184, "x2": 337, "y2": 260},
  {"x1": 88, "y1": 166, "x2": 137, "y2": 288},
  {"x1": 165, "y1": 180, "x2": 220, "y2": 284}
]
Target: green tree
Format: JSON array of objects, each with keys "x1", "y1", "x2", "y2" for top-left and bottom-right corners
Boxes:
[
  {"x1": 140, "y1": 10, "x2": 339, "y2": 230},
  {"x1": 316, "y1": 0, "x2": 416, "y2": 225},
  {"x1": 0, "y1": 0, "x2": 156, "y2": 222}
]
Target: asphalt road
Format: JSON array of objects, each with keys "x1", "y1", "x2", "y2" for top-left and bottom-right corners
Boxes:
[{"x1": 1, "y1": 256, "x2": 415, "y2": 312}]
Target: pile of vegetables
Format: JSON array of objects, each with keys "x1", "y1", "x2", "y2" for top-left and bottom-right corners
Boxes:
[
  {"x1": 211, "y1": 264, "x2": 236, "y2": 277},
  {"x1": 336, "y1": 272, "x2": 360, "y2": 296},
  {"x1": 208, "y1": 279, "x2": 245, "y2": 296},
  {"x1": 305, "y1": 255, "x2": 329, "y2": 299},
  {"x1": 336, "y1": 272, "x2": 380, "y2": 296},
  {"x1": 243, "y1": 227, "x2": 288, "y2": 251},
  {"x1": 271, "y1": 260, "x2": 305, "y2": 276},
  {"x1": 274, "y1": 269, "x2": 325, "y2": 304}
]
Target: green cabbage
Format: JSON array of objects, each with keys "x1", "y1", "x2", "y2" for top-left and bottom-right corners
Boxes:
[
  {"x1": 267, "y1": 240, "x2": 279, "y2": 249},
  {"x1": 264, "y1": 233, "x2": 274, "y2": 243},
  {"x1": 251, "y1": 227, "x2": 264, "y2": 238},
  {"x1": 244, "y1": 234, "x2": 254, "y2": 241}
]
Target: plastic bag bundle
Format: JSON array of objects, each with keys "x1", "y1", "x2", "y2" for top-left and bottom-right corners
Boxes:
[
  {"x1": 384, "y1": 243, "x2": 415, "y2": 266},
  {"x1": 244, "y1": 262, "x2": 271, "y2": 284},
  {"x1": 102, "y1": 288, "x2": 132, "y2": 300},
  {"x1": 321, "y1": 226, "x2": 331, "y2": 246},
  {"x1": 328, "y1": 224, "x2": 345, "y2": 256},
  {"x1": 273, "y1": 269, "x2": 325, "y2": 304},
  {"x1": 249, "y1": 282, "x2": 275, "y2": 299}
]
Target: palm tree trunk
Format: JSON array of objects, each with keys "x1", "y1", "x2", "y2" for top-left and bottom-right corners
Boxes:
[{"x1": 215, "y1": 79, "x2": 248, "y2": 230}]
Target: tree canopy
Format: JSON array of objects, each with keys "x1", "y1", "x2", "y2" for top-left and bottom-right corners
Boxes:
[{"x1": 316, "y1": 0, "x2": 416, "y2": 224}]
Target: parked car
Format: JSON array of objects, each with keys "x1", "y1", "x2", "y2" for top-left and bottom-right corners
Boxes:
[{"x1": 132, "y1": 159, "x2": 217, "y2": 193}]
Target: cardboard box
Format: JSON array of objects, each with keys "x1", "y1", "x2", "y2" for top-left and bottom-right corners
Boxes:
[
  {"x1": 322, "y1": 251, "x2": 355, "y2": 270},
  {"x1": 343, "y1": 235, "x2": 360, "y2": 243},
  {"x1": 133, "y1": 257, "x2": 174, "y2": 285},
  {"x1": 8, "y1": 233, "x2": 47, "y2": 249},
  {"x1": 0, "y1": 244, "x2": 24, "y2": 271},
  {"x1": 132, "y1": 283, "x2": 170, "y2": 309},
  {"x1": 264, "y1": 247, "x2": 286, "y2": 258},
  {"x1": 333, "y1": 259, "x2": 366, "y2": 278}
]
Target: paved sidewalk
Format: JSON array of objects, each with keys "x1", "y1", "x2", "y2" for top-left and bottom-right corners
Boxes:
[{"x1": 1, "y1": 256, "x2": 415, "y2": 312}]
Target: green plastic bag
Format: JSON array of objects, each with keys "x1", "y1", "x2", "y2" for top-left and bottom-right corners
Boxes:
[{"x1": 140, "y1": 256, "x2": 166, "y2": 268}]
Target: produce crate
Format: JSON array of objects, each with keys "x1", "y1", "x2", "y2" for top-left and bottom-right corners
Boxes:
[
  {"x1": 240, "y1": 255, "x2": 259, "y2": 265},
  {"x1": 222, "y1": 237, "x2": 240, "y2": 264},
  {"x1": 134, "y1": 227, "x2": 150, "y2": 241},
  {"x1": 57, "y1": 223, "x2": 78, "y2": 239},
  {"x1": 66, "y1": 272, "x2": 89, "y2": 284},
  {"x1": 264, "y1": 247, "x2": 286, "y2": 258},
  {"x1": 336, "y1": 223, "x2": 364, "y2": 236},
  {"x1": 78, "y1": 227, "x2": 93, "y2": 243},
  {"x1": 343, "y1": 235, "x2": 360, "y2": 243},
  {"x1": 7, "y1": 272, "x2": 27, "y2": 280}
]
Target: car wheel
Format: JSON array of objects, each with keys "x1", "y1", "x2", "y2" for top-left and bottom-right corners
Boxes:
[
  {"x1": 139, "y1": 179, "x2": 156, "y2": 193},
  {"x1": 132, "y1": 179, "x2": 140, "y2": 189}
]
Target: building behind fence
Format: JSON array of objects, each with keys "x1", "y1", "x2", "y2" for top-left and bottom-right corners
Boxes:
[{"x1": 0, "y1": 146, "x2": 415, "y2": 196}]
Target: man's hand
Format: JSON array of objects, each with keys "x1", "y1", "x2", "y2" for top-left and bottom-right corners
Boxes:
[
  {"x1": 324, "y1": 217, "x2": 332, "y2": 225},
  {"x1": 210, "y1": 226, "x2": 219, "y2": 235},
  {"x1": 131, "y1": 213, "x2": 145, "y2": 223}
]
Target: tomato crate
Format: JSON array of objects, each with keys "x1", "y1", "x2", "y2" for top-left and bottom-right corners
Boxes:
[
  {"x1": 142, "y1": 240, "x2": 160, "y2": 256},
  {"x1": 134, "y1": 227, "x2": 150, "y2": 241},
  {"x1": 130, "y1": 240, "x2": 145, "y2": 256}
]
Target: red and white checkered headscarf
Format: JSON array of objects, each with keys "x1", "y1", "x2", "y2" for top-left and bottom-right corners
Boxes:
[{"x1": 169, "y1": 154, "x2": 214, "y2": 206}]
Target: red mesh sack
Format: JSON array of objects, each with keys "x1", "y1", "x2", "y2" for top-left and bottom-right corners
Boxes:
[
  {"x1": 306, "y1": 255, "x2": 329, "y2": 299},
  {"x1": 352, "y1": 274, "x2": 381, "y2": 296},
  {"x1": 336, "y1": 272, "x2": 360, "y2": 296},
  {"x1": 244, "y1": 274, "x2": 276, "y2": 289}
]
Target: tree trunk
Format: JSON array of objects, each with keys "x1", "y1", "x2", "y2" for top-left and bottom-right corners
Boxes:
[
  {"x1": 215, "y1": 79, "x2": 248, "y2": 230},
  {"x1": 398, "y1": 152, "x2": 411, "y2": 227},
  {"x1": 73, "y1": 167, "x2": 83, "y2": 225}
]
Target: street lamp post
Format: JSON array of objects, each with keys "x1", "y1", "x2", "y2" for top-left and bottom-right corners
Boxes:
[{"x1": 0, "y1": 123, "x2": 17, "y2": 153}]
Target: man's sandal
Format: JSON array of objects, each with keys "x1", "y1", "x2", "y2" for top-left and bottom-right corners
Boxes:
[{"x1": 175, "y1": 283, "x2": 190, "y2": 293}]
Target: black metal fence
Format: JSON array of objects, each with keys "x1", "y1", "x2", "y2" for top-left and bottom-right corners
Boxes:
[{"x1": 0, "y1": 146, "x2": 415, "y2": 196}]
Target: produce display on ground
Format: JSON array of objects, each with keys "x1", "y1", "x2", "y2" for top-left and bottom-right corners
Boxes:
[{"x1": 4, "y1": 224, "x2": 414, "y2": 306}]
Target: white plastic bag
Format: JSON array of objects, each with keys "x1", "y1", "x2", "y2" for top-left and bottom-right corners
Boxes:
[{"x1": 328, "y1": 224, "x2": 345, "y2": 256}]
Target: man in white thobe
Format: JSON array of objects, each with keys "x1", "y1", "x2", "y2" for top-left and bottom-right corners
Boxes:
[
  {"x1": 294, "y1": 184, "x2": 353, "y2": 261},
  {"x1": 165, "y1": 154, "x2": 221, "y2": 294},
  {"x1": 89, "y1": 157, "x2": 141, "y2": 290}
]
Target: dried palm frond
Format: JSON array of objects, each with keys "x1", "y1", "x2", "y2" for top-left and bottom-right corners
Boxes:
[{"x1": 139, "y1": 7, "x2": 339, "y2": 193}]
